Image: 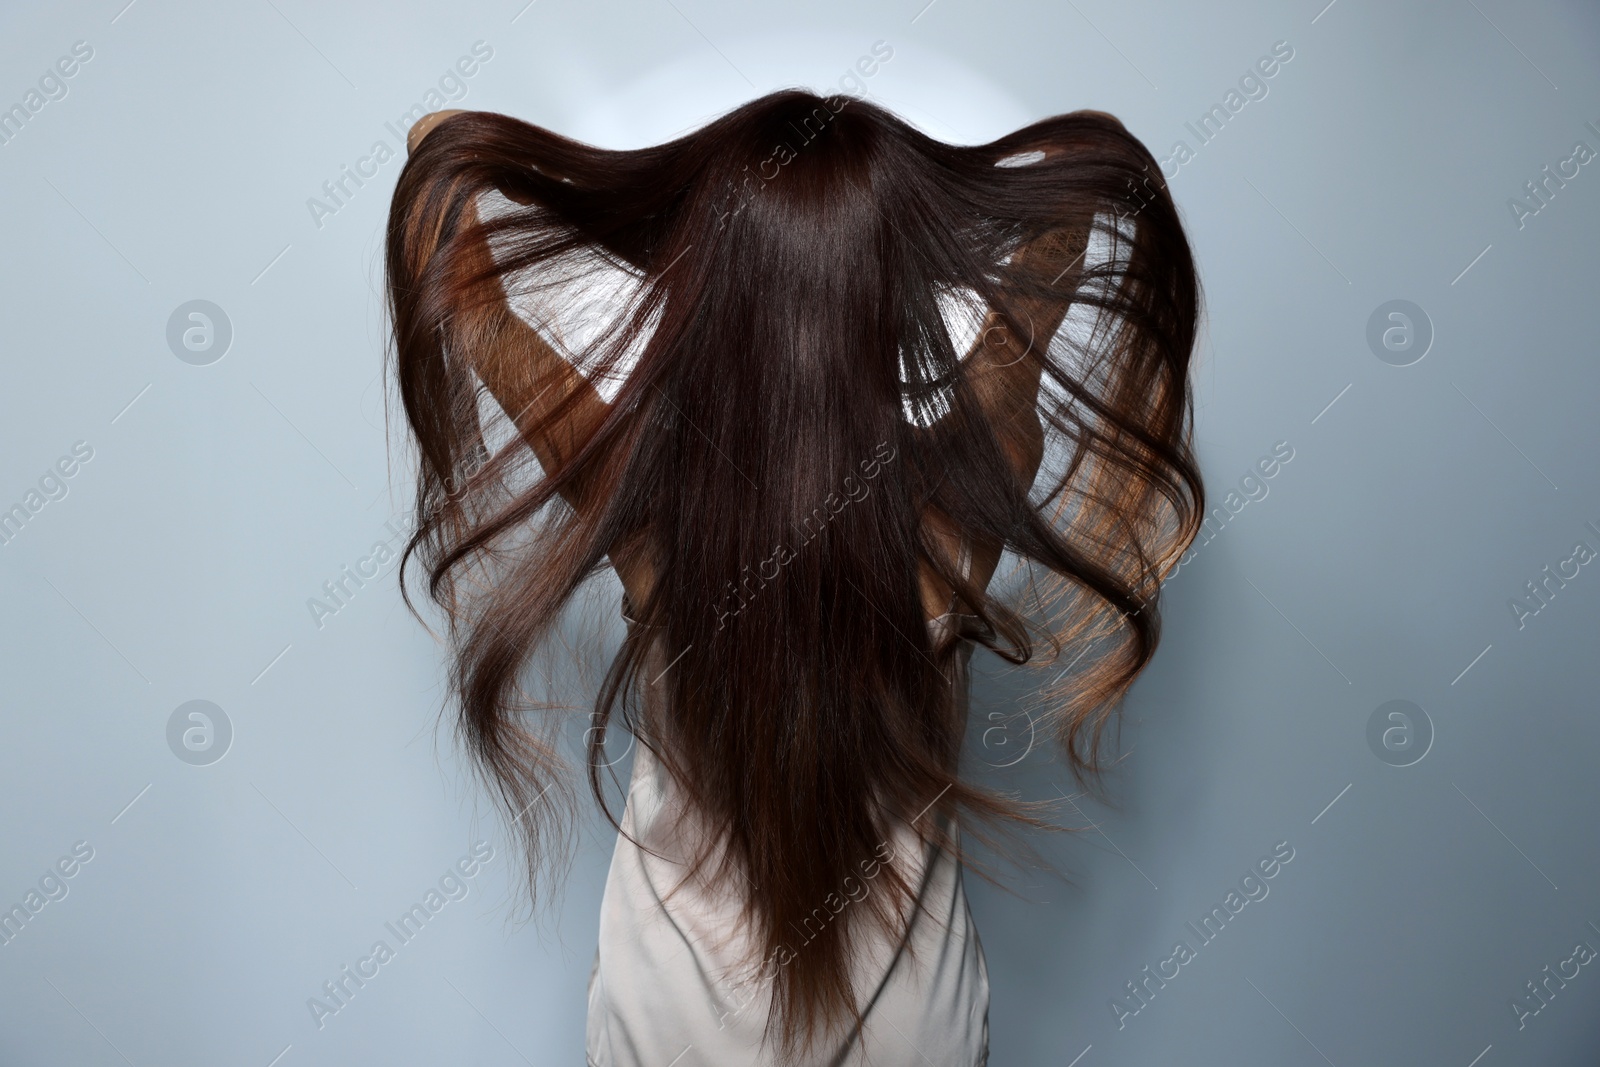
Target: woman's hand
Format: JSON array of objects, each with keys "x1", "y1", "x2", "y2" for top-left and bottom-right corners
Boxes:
[{"x1": 406, "y1": 109, "x2": 468, "y2": 155}]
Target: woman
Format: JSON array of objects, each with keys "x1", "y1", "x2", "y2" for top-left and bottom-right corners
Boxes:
[{"x1": 387, "y1": 89, "x2": 1202, "y2": 1066}]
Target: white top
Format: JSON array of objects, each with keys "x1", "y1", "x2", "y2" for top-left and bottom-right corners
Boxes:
[{"x1": 585, "y1": 612, "x2": 990, "y2": 1067}]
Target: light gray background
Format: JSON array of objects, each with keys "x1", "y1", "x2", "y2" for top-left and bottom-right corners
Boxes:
[{"x1": 2, "y1": 1, "x2": 1598, "y2": 1064}]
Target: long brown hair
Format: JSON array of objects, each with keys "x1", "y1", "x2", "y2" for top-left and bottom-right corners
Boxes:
[{"x1": 385, "y1": 89, "x2": 1202, "y2": 1059}]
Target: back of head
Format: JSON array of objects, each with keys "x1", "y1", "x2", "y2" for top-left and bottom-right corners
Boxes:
[{"x1": 386, "y1": 87, "x2": 1204, "y2": 1061}]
